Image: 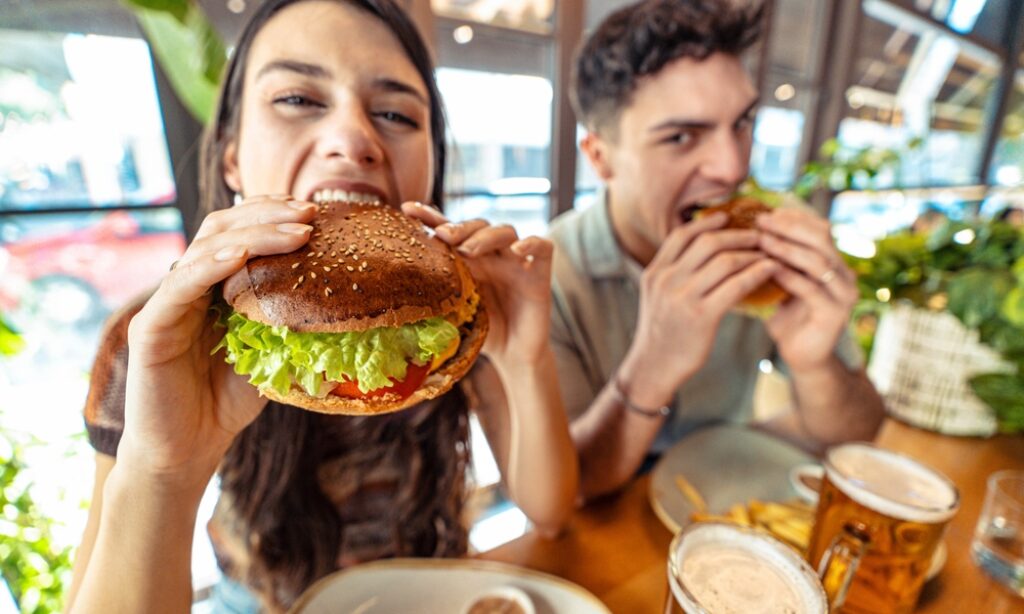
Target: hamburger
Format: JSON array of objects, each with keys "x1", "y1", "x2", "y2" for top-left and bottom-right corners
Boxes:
[
  {"x1": 700, "y1": 195, "x2": 790, "y2": 310},
  {"x1": 216, "y1": 197, "x2": 487, "y2": 415}
]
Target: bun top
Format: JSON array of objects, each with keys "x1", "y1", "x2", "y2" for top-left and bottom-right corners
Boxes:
[
  {"x1": 224, "y1": 202, "x2": 475, "y2": 332},
  {"x1": 703, "y1": 196, "x2": 771, "y2": 229}
]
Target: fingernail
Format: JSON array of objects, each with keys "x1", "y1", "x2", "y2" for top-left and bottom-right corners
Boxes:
[
  {"x1": 457, "y1": 245, "x2": 475, "y2": 256},
  {"x1": 287, "y1": 200, "x2": 313, "y2": 210},
  {"x1": 215, "y1": 246, "x2": 246, "y2": 261},
  {"x1": 277, "y1": 223, "x2": 313, "y2": 234}
]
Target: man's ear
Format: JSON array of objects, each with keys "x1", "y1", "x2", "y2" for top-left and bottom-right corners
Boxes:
[
  {"x1": 580, "y1": 131, "x2": 613, "y2": 181},
  {"x1": 223, "y1": 140, "x2": 242, "y2": 194}
]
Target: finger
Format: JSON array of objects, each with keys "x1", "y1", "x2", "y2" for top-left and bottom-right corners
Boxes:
[
  {"x1": 400, "y1": 201, "x2": 448, "y2": 227},
  {"x1": 458, "y1": 224, "x2": 519, "y2": 256},
  {"x1": 179, "y1": 223, "x2": 312, "y2": 268},
  {"x1": 756, "y1": 209, "x2": 835, "y2": 257},
  {"x1": 648, "y1": 212, "x2": 729, "y2": 270},
  {"x1": 703, "y1": 259, "x2": 780, "y2": 313},
  {"x1": 142, "y1": 246, "x2": 250, "y2": 328},
  {"x1": 194, "y1": 199, "x2": 317, "y2": 240},
  {"x1": 683, "y1": 251, "x2": 769, "y2": 297},
  {"x1": 673, "y1": 228, "x2": 762, "y2": 276},
  {"x1": 239, "y1": 193, "x2": 292, "y2": 205},
  {"x1": 770, "y1": 266, "x2": 839, "y2": 312},
  {"x1": 435, "y1": 218, "x2": 491, "y2": 247},
  {"x1": 510, "y1": 236, "x2": 554, "y2": 264},
  {"x1": 759, "y1": 234, "x2": 857, "y2": 303}
]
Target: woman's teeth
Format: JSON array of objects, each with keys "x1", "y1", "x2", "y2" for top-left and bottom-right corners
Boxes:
[{"x1": 311, "y1": 189, "x2": 383, "y2": 205}]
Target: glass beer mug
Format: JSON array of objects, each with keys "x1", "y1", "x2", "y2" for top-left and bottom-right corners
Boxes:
[
  {"x1": 807, "y1": 443, "x2": 959, "y2": 614},
  {"x1": 664, "y1": 522, "x2": 828, "y2": 614}
]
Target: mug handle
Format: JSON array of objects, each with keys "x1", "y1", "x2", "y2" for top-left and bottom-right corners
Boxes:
[{"x1": 817, "y1": 522, "x2": 869, "y2": 611}]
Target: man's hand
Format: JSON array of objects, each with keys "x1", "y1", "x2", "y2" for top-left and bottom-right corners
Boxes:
[
  {"x1": 618, "y1": 211, "x2": 779, "y2": 407},
  {"x1": 756, "y1": 208, "x2": 859, "y2": 372}
]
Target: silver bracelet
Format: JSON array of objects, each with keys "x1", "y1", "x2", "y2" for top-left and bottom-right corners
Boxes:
[{"x1": 611, "y1": 376, "x2": 671, "y2": 418}]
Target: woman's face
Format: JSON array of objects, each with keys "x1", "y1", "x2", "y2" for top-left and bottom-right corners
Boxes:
[{"x1": 224, "y1": 0, "x2": 433, "y2": 208}]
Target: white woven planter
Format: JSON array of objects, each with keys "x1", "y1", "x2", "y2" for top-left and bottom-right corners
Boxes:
[{"x1": 867, "y1": 303, "x2": 1009, "y2": 436}]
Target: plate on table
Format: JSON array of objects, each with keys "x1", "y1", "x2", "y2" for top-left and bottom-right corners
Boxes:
[
  {"x1": 649, "y1": 424, "x2": 815, "y2": 533},
  {"x1": 288, "y1": 558, "x2": 611, "y2": 614}
]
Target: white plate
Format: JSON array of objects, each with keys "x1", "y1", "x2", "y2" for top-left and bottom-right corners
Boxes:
[
  {"x1": 288, "y1": 559, "x2": 611, "y2": 614},
  {"x1": 649, "y1": 424, "x2": 815, "y2": 533}
]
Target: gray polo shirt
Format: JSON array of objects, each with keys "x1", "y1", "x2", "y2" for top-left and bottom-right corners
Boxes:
[{"x1": 548, "y1": 190, "x2": 861, "y2": 453}]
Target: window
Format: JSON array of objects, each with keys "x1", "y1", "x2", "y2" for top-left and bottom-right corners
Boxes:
[
  {"x1": 431, "y1": 0, "x2": 555, "y2": 34},
  {"x1": 437, "y1": 67, "x2": 553, "y2": 238},
  {"x1": 0, "y1": 26, "x2": 187, "y2": 600},
  {"x1": 989, "y1": 67, "x2": 1024, "y2": 186},
  {"x1": 0, "y1": 30, "x2": 176, "y2": 209},
  {"x1": 837, "y1": 1, "x2": 1002, "y2": 188}
]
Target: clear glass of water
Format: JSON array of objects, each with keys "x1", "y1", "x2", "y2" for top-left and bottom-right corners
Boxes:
[{"x1": 971, "y1": 470, "x2": 1024, "y2": 595}]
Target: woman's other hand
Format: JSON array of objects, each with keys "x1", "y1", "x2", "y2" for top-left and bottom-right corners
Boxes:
[{"x1": 401, "y1": 202, "x2": 553, "y2": 367}]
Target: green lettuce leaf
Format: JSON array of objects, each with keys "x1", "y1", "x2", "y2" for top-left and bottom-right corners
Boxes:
[{"x1": 214, "y1": 311, "x2": 459, "y2": 397}]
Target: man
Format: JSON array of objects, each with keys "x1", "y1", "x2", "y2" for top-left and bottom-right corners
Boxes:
[{"x1": 550, "y1": 0, "x2": 885, "y2": 500}]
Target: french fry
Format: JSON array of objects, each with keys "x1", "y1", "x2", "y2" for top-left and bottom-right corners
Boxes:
[
  {"x1": 674, "y1": 474, "x2": 708, "y2": 514},
  {"x1": 728, "y1": 503, "x2": 752, "y2": 527}
]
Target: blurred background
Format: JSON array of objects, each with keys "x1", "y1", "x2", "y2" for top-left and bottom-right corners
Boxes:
[{"x1": 0, "y1": 0, "x2": 1022, "y2": 611}]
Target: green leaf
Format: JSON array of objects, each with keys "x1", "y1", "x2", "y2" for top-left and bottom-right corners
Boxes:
[
  {"x1": 0, "y1": 316, "x2": 24, "y2": 357},
  {"x1": 122, "y1": 0, "x2": 225, "y2": 124},
  {"x1": 969, "y1": 373, "x2": 1024, "y2": 434},
  {"x1": 121, "y1": 0, "x2": 189, "y2": 22},
  {"x1": 216, "y1": 311, "x2": 461, "y2": 396},
  {"x1": 946, "y1": 269, "x2": 1014, "y2": 329},
  {"x1": 1001, "y1": 287, "x2": 1024, "y2": 327}
]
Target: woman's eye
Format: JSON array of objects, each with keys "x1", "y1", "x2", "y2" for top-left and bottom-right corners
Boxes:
[
  {"x1": 375, "y1": 111, "x2": 419, "y2": 128},
  {"x1": 272, "y1": 94, "x2": 323, "y2": 108}
]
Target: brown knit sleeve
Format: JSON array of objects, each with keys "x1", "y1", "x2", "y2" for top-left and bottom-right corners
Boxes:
[{"x1": 83, "y1": 295, "x2": 149, "y2": 457}]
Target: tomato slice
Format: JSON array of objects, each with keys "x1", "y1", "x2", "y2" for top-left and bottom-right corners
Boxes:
[{"x1": 329, "y1": 361, "x2": 431, "y2": 401}]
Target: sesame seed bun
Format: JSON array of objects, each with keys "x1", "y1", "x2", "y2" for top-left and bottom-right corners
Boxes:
[
  {"x1": 221, "y1": 201, "x2": 487, "y2": 415},
  {"x1": 701, "y1": 196, "x2": 789, "y2": 309}
]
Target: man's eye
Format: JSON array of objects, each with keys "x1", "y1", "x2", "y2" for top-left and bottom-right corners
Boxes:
[
  {"x1": 663, "y1": 131, "x2": 695, "y2": 146},
  {"x1": 736, "y1": 114, "x2": 756, "y2": 131},
  {"x1": 375, "y1": 111, "x2": 419, "y2": 128}
]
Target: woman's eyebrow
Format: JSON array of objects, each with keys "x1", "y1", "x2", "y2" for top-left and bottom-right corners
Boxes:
[
  {"x1": 373, "y1": 77, "x2": 427, "y2": 105},
  {"x1": 256, "y1": 59, "x2": 332, "y2": 80}
]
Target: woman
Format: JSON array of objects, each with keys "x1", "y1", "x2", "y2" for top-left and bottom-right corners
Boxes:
[{"x1": 65, "y1": 1, "x2": 578, "y2": 612}]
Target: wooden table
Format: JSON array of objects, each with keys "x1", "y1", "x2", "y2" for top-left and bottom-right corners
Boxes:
[{"x1": 480, "y1": 419, "x2": 1024, "y2": 613}]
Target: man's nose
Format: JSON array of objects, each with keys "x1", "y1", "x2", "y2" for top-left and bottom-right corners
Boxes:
[
  {"x1": 316, "y1": 106, "x2": 383, "y2": 167},
  {"x1": 698, "y1": 129, "x2": 751, "y2": 186}
]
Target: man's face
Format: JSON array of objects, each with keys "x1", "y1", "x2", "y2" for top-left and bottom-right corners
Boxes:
[{"x1": 584, "y1": 53, "x2": 758, "y2": 265}]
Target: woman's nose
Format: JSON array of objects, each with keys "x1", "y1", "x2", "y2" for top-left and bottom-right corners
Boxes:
[{"x1": 316, "y1": 107, "x2": 383, "y2": 167}]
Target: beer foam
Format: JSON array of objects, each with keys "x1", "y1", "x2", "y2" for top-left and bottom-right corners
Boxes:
[
  {"x1": 826, "y1": 444, "x2": 958, "y2": 523},
  {"x1": 670, "y1": 524, "x2": 826, "y2": 614}
]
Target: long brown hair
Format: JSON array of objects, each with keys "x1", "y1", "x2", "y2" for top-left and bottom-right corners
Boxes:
[{"x1": 200, "y1": 0, "x2": 469, "y2": 608}]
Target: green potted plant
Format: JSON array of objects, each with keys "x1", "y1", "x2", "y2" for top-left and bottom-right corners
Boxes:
[
  {"x1": 1, "y1": 316, "x2": 75, "y2": 613},
  {"x1": 844, "y1": 220, "x2": 1024, "y2": 435}
]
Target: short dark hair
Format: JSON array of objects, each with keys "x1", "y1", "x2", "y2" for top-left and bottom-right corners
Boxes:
[{"x1": 572, "y1": 0, "x2": 764, "y2": 136}]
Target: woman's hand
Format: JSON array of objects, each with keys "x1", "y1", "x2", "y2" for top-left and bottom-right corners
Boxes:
[
  {"x1": 119, "y1": 195, "x2": 316, "y2": 485},
  {"x1": 401, "y1": 202, "x2": 553, "y2": 367},
  {"x1": 756, "y1": 208, "x2": 859, "y2": 373}
]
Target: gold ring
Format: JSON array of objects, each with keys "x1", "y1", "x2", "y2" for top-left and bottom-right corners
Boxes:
[{"x1": 819, "y1": 268, "x2": 837, "y2": 285}]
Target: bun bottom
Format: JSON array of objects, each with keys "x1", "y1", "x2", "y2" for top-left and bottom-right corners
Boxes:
[
  {"x1": 741, "y1": 280, "x2": 789, "y2": 309},
  {"x1": 261, "y1": 306, "x2": 489, "y2": 415}
]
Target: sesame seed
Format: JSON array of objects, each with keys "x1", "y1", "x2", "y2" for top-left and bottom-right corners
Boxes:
[
  {"x1": 311, "y1": 272, "x2": 317, "y2": 279},
  {"x1": 317, "y1": 251, "x2": 324, "y2": 257},
  {"x1": 325, "y1": 287, "x2": 333, "y2": 296},
  {"x1": 298, "y1": 275, "x2": 305, "y2": 283},
  {"x1": 323, "y1": 266, "x2": 331, "y2": 273},
  {"x1": 292, "y1": 283, "x2": 299, "y2": 290},
  {"x1": 353, "y1": 283, "x2": 359, "y2": 291},
  {"x1": 347, "y1": 265, "x2": 355, "y2": 272},
  {"x1": 291, "y1": 262, "x2": 301, "y2": 269}
]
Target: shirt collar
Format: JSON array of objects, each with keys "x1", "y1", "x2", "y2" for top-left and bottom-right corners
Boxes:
[{"x1": 579, "y1": 187, "x2": 644, "y2": 280}]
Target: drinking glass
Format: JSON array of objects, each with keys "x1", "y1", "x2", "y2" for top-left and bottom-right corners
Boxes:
[{"x1": 971, "y1": 470, "x2": 1024, "y2": 595}]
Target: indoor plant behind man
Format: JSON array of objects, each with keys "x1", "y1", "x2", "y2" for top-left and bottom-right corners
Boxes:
[{"x1": 550, "y1": 0, "x2": 885, "y2": 500}]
